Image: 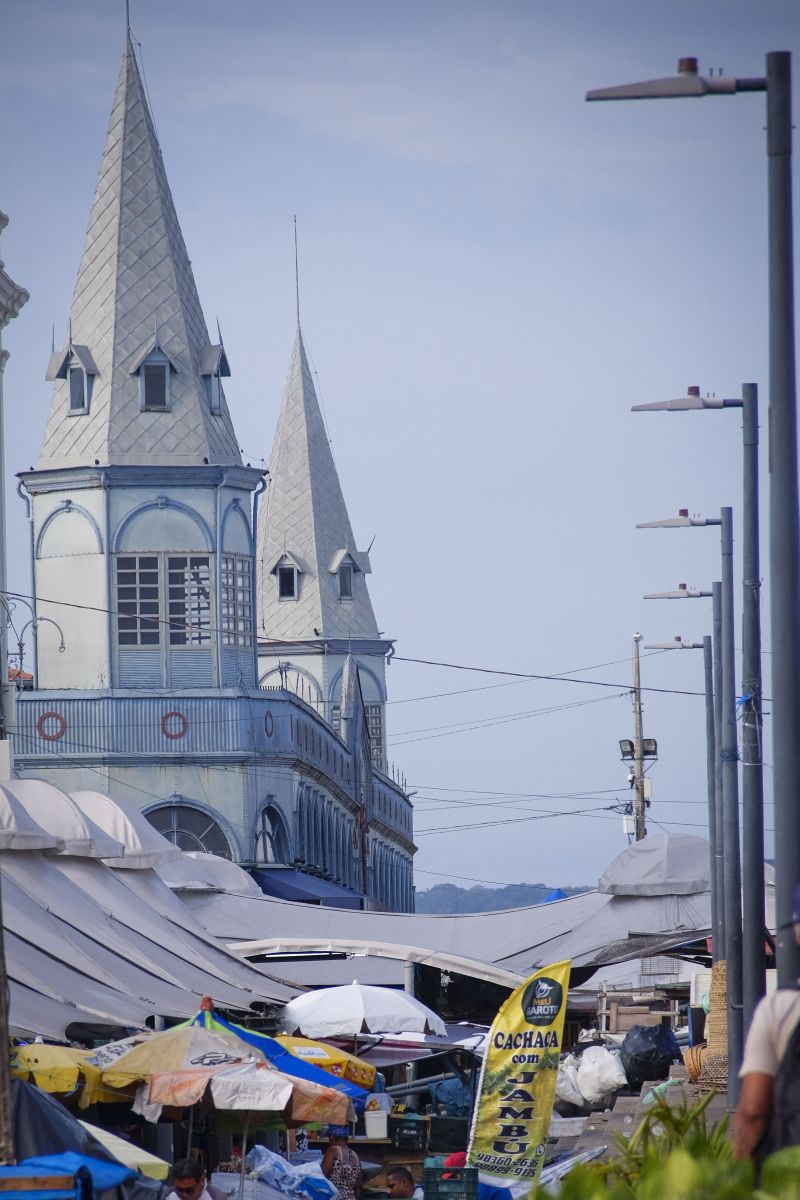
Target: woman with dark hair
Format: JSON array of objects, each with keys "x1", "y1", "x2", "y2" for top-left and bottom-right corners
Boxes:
[{"x1": 321, "y1": 1126, "x2": 362, "y2": 1200}]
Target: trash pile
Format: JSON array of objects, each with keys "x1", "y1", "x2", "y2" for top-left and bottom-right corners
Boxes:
[{"x1": 555, "y1": 1025, "x2": 681, "y2": 1115}]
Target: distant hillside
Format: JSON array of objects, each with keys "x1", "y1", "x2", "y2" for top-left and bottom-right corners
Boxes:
[{"x1": 414, "y1": 881, "x2": 591, "y2": 914}]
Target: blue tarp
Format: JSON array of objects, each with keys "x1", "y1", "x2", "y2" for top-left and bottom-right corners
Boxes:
[{"x1": 19, "y1": 1155, "x2": 133, "y2": 1193}]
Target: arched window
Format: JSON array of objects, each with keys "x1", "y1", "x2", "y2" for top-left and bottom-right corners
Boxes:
[
  {"x1": 254, "y1": 804, "x2": 290, "y2": 864},
  {"x1": 146, "y1": 801, "x2": 231, "y2": 858}
]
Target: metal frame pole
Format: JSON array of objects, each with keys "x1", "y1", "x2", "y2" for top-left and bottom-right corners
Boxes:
[
  {"x1": 703, "y1": 635, "x2": 720, "y2": 958},
  {"x1": 721, "y1": 507, "x2": 743, "y2": 1093},
  {"x1": 766, "y1": 51, "x2": 800, "y2": 986},
  {"x1": 712, "y1": 582, "x2": 726, "y2": 951},
  {"x1": 740, "y1": 383, "x2": 766, "y2": 1025},
  {"x1": 632, "y1": 633, "x2": 647, "y2": 841}
]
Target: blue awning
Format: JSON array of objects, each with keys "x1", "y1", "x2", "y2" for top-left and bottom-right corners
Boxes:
[{"x1": 253, "y1": 868, "x2": 364, "y2": 909}]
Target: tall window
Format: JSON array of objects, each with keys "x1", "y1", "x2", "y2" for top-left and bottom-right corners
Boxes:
[
  {"x1": 255, "y1": 804, "x2": 290, "y2": 864},
  {"x1": 168, "y1": 556, "x2": 211, "y2": 645},
  {"x1": 366, "y1": 703, "x2": 384, "y2": 768},
  {"x1": 136, "y1": 348, "x2": 172, "y2": 411},
  {"x1": 339, "y1": 563, "x2": 353, "y2": 600},
  {"x1": 69, "y1": 366, "x2": 87, "y2": 412},
  {"x1": 221, "y1": 555, "x2": 253, "y2": 645},
  {"x1": 117, "y1": 556, "x2": 161, "y2": 645},
  {"x1": 278, "y1": 564, "x2": 297, "y2": 599}
]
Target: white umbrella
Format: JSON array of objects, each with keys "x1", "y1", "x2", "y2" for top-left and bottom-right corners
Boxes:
[{"x1": 282, "y1": 981, "x2": 447, "y2": 1038}]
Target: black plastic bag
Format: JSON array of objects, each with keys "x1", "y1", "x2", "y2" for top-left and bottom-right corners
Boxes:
[{"x1": 620, "y1": 1024, "x2": 681, "y2": 1088}]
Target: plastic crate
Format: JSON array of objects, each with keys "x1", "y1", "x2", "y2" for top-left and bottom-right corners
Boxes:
[
  {"x1": 422, "y1": 1163, "x2": 478, "y2": 1200},
  {"x1": 389, "y1": 1116, "x2": 427, "y2": 1151}
]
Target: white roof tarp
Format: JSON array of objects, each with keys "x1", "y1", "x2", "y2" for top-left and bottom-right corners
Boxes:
[
  {"x1": 0, "y1": 850, "x2": 297, "y2": 1041},
  {"x1": 180, "y1": 834, "x2": 712, "y2": 986}
]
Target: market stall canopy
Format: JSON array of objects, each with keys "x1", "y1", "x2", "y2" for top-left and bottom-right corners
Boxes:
[
  {"x1": 70, "y1": 790, "x2": 181, "y2": 868},
  {"x1": 1, "y1": 779, "x2": 125, "y2": 858},
  {"x1": 0, "y1": 782, "x2": 298, "y2": 1039},
  {"x1": 178, "y1": 835, "x2": 711, "y2": 987},
  {"x1": 0, "y1": 783, "x2": 64, "y2": 850},
  {"x1": 282, "y1": 981, "x2": 447, "y2": 1038},
  {"x1": 156, "y1": 852, "x2": 263, "y2": 896},
  {"x1": 598, "y1": 832, "x2": 709, "y2": 895}
]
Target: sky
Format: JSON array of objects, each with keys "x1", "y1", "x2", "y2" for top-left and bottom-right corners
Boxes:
[{"x1": 2, "y1": 0, "x2": 798, "y2": 894}]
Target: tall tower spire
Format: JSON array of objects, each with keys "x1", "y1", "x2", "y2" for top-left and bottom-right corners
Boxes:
[
  {"x1": 257, "y1": 328, "x2": 379, "y2": 641},
  {"x1": 40, "y1": 34, "x2": 240, "y2": 470}
]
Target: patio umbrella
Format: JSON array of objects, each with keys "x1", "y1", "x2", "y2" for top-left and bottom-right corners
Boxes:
[
  {"x1": 98, "y1": 1023, "x2": 262, "y2": 1090},
  {"x1": 275, "y1": 1036, "x2": 376, "y2": 1089},
  {"x1": 11, "y1": 1045, "x2": 91, "y2": 1094},
  {"x1": 143, "y1": 1060, "x2": 354, "y2": 1126},
  {"x1": 185, "y1": 1002, "x2": 369, "y2": 1110},
  {"x1": 282, "y1": 981, "x2": 447, "y2": 1039}
]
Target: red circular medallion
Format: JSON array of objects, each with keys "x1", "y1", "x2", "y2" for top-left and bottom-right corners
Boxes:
[
  {"x1": 160, "y1": 710, "x2": 189, "y2": 739},
  {"x1": 37, "y1": 711, "x2": 66, "y2": 742}
]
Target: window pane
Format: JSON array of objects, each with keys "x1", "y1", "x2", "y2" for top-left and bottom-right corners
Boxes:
[
  {"x1": 143, "y1": 364, "x2": 167, "y2": 409},
  {"x1": 278, "y1": 566, "x2": 296, "y2": 599},
  {"x1": 167, "y1": 555, "x2": 211, "y2": 646},
  {"x1": 116, "y1": 554, "x2": 162, "y2": 647},
  {"x1": 339, "y1": 564, "x2": 353, "y2": 599},
  {"x1": 69, "y1": 368, "x2": 85, "y2": 410},
  {"x1": 221, "y1": 554, "x2": 253, "y2": 645}
]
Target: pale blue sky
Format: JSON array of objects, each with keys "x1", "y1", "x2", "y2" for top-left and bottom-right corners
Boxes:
[{"x1": 2, "y1": 0, "x2": 798, "y2": 891}]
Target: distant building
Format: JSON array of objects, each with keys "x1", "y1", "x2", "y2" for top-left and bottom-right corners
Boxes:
[{"x1": 13, "y1": 34, "x2": 414, "y2": 911}]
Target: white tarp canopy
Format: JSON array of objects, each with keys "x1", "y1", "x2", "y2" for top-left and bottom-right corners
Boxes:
[
  {"x1": 0, "y1": 780, "x2": 297, "y2": 1039},
  {"x1": 180, "y1": 834, "x2": 712, "y2": 986}
]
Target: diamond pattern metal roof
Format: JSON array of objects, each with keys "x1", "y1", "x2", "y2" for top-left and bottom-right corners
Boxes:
[
  {"x1": 38, "y1": 35, "x2": 241, "y2": 469},
  {"x1": 257, "y1": 329, "x2": 379, "y2": 640}
]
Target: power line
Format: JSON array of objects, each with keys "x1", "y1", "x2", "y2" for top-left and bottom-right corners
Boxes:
[{"x1": 3, "y1": 588, "x2": 726, "y2": 701}]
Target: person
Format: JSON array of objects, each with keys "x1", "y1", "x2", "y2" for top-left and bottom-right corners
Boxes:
[
  {"x1": 734, "y1": 883, "x2": 800, "y2": 1164},
  {"x1": 321, "y1": 1126, "x2": 362, "y2": 1200},
  {"x1": 166, "y1": 1159, "x2": 227, "y2": 1200},
  {"x1": 386, "y1": 1166, "x2": 423, "y2": 1200}
]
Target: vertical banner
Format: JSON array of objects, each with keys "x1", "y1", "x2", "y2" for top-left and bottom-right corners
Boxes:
[{"x1": 467, "y1": 959, "x2": 570, "y2": 1196}]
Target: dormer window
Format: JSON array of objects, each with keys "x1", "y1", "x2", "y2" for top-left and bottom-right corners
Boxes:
[
  {"x1": 278, "y1": 565, "x2": 297, "y2": 599},
  {"x1": 338, "y1": 563, "x2": 353, "y2": 600},
  {"x1": 46, "y1": 343, "x2": 98, "y2": 415},
  {"x1": 199, "y1": 343, "x2": 230, "y2": 417},
  {"x1": 130, "y1": 341, "x2": 178, "y2": 412},
  {"x1": 205, "y1": 374, "x2": 222, "y2": 415},
  {"x1": 69, "y1": 365, "x2": 88, "y2": 412}
]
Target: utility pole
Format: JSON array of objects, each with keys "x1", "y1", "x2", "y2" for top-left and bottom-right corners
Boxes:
[
  {"x1": 0, "y1": 211, "x2": 27, "y2": 1165},
  {"x1": 632, "y1": 632, "x2": 647, "y2": 841}
]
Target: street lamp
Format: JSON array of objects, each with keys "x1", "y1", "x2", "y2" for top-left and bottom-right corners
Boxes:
[
  {"x1": 633, "y1": 385, "x2": 766, "y2": 1028},
  {"x1": 645, "y1": 636, "x2": 721, "y2": 974},
  {"x1": 644, "y1": 508, "x2": 744, "y2": 1093},
  {"x1": 587, "y1": 53, "x2": 799, "y2": 988}
]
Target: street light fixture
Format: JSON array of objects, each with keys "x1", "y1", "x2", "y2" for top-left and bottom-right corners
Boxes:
[
  {"x1": 643, "y1": 583, "x2": 712, "y2": 600},
  {"x1": 645, "y1": 635, "x2": 721, "y2": 976},
  {"x1": 642, "y1": 506, "x2": 744, "y2": 1093},
  {"x1": 587, "y1": 52, "x2": 799, "y2": 991},
  {"x1": 633, "y1": 385, "x2": 766, "y2": 1029}
]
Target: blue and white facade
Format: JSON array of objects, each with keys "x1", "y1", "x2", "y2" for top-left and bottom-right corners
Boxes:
[{"x1": 13, "y1": 35, "x2": 414, "y2": 912}]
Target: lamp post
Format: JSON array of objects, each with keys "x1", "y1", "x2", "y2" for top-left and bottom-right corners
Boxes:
[
  {"x1": 633, "y1": 385, "x2": 766, "y2": 1026},
  {"x1": 587, "y1": 53, "x2": 798, "y2": 986},
  {"x1": 645, "y1": 537, "x2": 744, "y2": 1096},
  {"x1": 645, "y1": 636, "x2": 720, "y2": 962}
]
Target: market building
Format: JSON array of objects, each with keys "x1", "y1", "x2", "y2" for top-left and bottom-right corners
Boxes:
[{"x1": 11, "y1": 33, "x2": 414, "y2": 912}]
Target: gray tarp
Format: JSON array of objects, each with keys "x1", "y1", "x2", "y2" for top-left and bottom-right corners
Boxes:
[{"x1": 182, "y1": 833, "x2": 712, "y2": 986}]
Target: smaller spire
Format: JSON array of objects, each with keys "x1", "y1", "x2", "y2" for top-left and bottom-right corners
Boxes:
[{"x1": 293, "y1": 214, "x2": 301, "y2": 328}]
